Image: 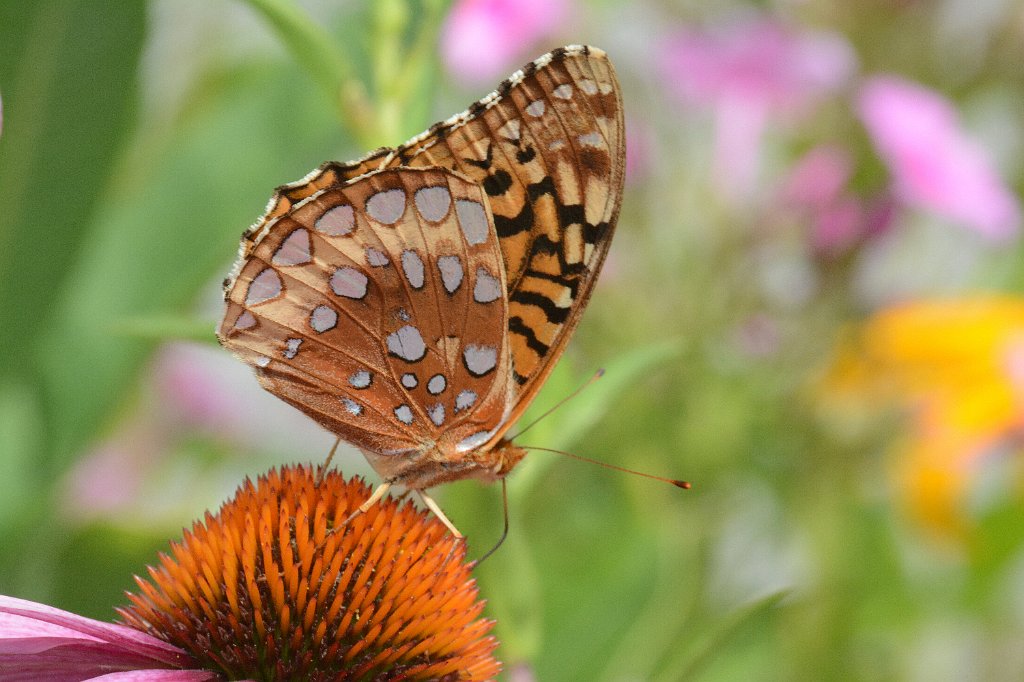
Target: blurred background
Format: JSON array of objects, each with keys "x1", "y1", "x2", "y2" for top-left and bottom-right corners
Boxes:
[{"x1": 2, "y1": 0, "x2": 1024, "y2": 679}]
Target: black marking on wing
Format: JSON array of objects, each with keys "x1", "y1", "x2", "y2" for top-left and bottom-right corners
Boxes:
[
  {"x1": 508, "y1": 316, "x2": 551, "y2": 357},
  {"x1": 516, "y1": 146, "x2": 536, "y2": 164},
  {"x1": 510, "y1": 290, "x2": 571, "y2": 324},
  {"x1": 495, "y1": 199, "x2": 534, "y2": 238},
  {"x1": 464, "y1": 142, "x2": 494, "y2": 170},
  {"x1": 483, "y1": 170, "x2": 513, "y2": 197},
  {"x1": 522, "y1": 268, "x2": 582, "y2": 298},
  {"x1": 529, "y1": 235, "x2": 587, "y2": 277}
]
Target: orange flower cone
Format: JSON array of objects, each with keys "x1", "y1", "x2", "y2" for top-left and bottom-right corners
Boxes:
[{"x1": 120, "y1": 465, "x2": 500, "y2": 681}]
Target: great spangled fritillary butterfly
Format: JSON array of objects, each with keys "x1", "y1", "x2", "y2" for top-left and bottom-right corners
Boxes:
[{"x1": 217, "y1": 45, "x2": 624, "y2": 520}]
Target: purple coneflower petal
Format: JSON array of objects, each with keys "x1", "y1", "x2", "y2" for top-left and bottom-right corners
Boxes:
[{"x1": 0, "y1": 596, "x2": 213, "y2": 681}]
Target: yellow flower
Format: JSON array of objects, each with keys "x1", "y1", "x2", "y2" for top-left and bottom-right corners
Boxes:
[
  {"x1": 825, "y1": 297, "x2": 1024, "y2": 538},
  {"x1": 119, "y1": 464, "x2": 500, "y2": 681}
]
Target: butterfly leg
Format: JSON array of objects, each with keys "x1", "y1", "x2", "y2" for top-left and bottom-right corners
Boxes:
[
  {"x1": 417, "y1": 490, "x2": 464, "y2": 540},
  {"x1": 418, "y1": 490, "x2": 466, "y2": 570},
  {"x1": 310, "y1": 481, "x2": 393, "y2": 557},
  {"x1": 316, "y1": 437, "x2": 343, "y2": 486},
  {"x1": 340, "y1": 481, "x2": 393, "y2": 526}
]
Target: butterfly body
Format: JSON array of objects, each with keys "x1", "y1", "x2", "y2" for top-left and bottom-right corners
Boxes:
[
  {"x1": 361, "y1": 439, "x2": 527, "y2": 491},
  {"x1": 218, "y1": 45, "x2": 624, "y2": 493}
]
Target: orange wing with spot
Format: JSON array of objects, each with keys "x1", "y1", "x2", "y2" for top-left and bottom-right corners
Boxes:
[{"x1": 219, "y1": 168, "x2": 514, "y2": 480}]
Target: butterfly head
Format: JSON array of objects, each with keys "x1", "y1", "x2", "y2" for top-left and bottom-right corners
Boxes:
[
  {"x1": 362, "y1": 438, "x2": 526, "y2": 491},
  {"x1": 483, "y1": 438, "x2": 527, "y2": 480}
]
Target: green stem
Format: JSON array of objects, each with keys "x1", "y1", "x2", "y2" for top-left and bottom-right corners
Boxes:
[
  {"x1": 370, "y1": 0, "x2": 409, "y2": 145},
  {"x1": 390, "y1": 0, "x2": 447, "y2": 130},
  {"x1": 239, "y1": 0, "x2": 376, "y2": 147}
]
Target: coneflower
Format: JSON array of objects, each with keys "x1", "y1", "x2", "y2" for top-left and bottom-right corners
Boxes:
[{"x1": 1, "y1": 465, "x2": 500, "y2": 681}]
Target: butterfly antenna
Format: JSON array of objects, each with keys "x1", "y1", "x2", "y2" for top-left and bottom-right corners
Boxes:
[
  {"x1": 473, "y1": 478, "x2": 510, "y2": 567},
  {"x1": 508, "y1": 368, "x2": 606, "y2": 441},
  {"x1": 520, "y1": 445, "x2": 692, "y2": 489}
]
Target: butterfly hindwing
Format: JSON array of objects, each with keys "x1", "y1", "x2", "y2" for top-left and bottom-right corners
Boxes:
[{"x1": 219, "y1": 167, "x2": 514, "y2": 464}]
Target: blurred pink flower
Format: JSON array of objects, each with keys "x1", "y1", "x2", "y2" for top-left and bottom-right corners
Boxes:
[
  {"x1": 779, "y1": 144, "x2": 896, "y2": 257},
  {"x1": 153, "y1": 342, "x2": 332, "y2": 452},
  {"x1": 782, "y1": 144, "x2": 852, "y2": 209},
  {"x1": 811, "y1": 197, "x2": 864, "y2": 255},
  {"x1": 660, "y1": 18, "x2": 855, "y2": 201},
  {"x1": 858, "y1": 76, "x2": 1020, "y2": 240},
  {"x1": 735, "y1": 313, "x2": 781, "y2": 358},
  {"x1": 0, "y1": 595, "x2": 216, "y2": 681},
  {"x1": 65, "y1": 423, "x2": 153, "y2": 516},
  {"x1": 625, "y1": 119, "x2": 652, "y2": 184},
  {"x1": 441, "y1": 0, "x2": 571, "y2": 84},
  {"x1": 65, "y1": 342, "x2": 335, "y2": 519},
  {"x1": 509, "y1": 662, "x2": 536, "y2": 682}
]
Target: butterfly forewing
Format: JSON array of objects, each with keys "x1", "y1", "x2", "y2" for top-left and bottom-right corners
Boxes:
[
  {"x1": 221, "y1": 45, "x2": 624, "y2": 486},
  {"x1": 219, "y1": 167, "x2": 514, "y2": 466}
]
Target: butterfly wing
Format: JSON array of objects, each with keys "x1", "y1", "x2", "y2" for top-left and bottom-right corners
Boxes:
[
  {"x1": 391, "y1": 47, "x2": 625, "y2": 420},
  {"x1": 243, "y1": 45, "x2": 625, "y2": 439},
  {"x1": 218, "y1": 167, "x2": 515, "y2": 482}
]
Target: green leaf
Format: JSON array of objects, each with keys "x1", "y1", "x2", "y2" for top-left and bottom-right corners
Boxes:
[
  {"x1": 509, "y1": 339, "x2": 682, "y2": 497},
  {"x1": 240, "y1": 0, "x2": 375, "y2": 146},
  {"x1": 655, "y1": 591, "x2": 788, "y2": 682},
  {"x1": 0, "y1": 0, "x2": 145, "y2": 379},
  {"x1": 0, "y1": 382, "x2": 42, "y2": 525},
  {"x1": 112, "y1": 315, "x2": 218, "y2": 345},
  {"x1": 36, "y1": 63, "x2": 341, "y2": 465},
  {"x1": 474, "y1": 516, "x2": 544, "y2": 663}
]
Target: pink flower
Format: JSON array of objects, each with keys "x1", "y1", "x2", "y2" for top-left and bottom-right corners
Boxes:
[
  {"x1": 64, "y1": 342, "x2": 335, "y2": 520},
  {"x1": 153, "y1": 342, "x2": 332, "y2": 452},
  {"x1": 778, "y1": 145, "x2": 896, "y2": 257},
  {"x1": 858, "y1": 76, "x2": 1020, "y2": 240},
  {"x1": 782, "y1": 145, "x2": 863, "y2": 255},
  {"x1": 441, "y1": 0, "x2": 571, "y2": 84},
  {"x1": 625, "y1": 119, "x2": 652, "y2": 184},
  {"x1": 0, "y1": 595, "x2": 218, "y2": 681},
  {"x1": 781, "y1": 145, "x2": 853, "y2": 210},
  {"x1": 661, "y1": 19, "x2": 853, "y2": 111},
  {"x1": 660, "y1": 17, "x2": 855, "y2": 200}
]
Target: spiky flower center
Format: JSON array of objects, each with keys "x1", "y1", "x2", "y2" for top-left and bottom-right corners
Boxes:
[{"x1": 119, "y1": 466, "x2": 499, "y2": 681}]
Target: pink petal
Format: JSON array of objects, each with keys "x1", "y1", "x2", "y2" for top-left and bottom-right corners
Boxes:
[
  {"x1": 441, "y1": 0, "x2": 572, "y2": 84},
  {"x1": 0, "y1": 596, "x2": 198, "y2": 679},
  {"x1": 625, "y1": 120, "x2": 652, "y2": 184},
  {"x1": 89, "y1": 672, "x2": 220, "y2": 681},
  {"x1": 711, "y1": 99, "x2": 765, "y2": 201},
  {"x1": 782, "y1": 145, "x2": 853, "y2": 209},
  {"x1": 812, "y1": 196, "x2": 864, "y2": 256},
  {"x1": 659, "y1": 16, "x2": 854, "y2": 203},
  {"x1": 858, "y1": 75, "x2": 1020, "y2": 240},
  {"x1": 660, "y1": 18, "x2": 854, "y2": 111}
]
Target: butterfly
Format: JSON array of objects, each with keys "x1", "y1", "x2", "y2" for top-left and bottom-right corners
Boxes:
[{"x1": 217, "y1": 45, "x2": 624, "y2": 531}]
